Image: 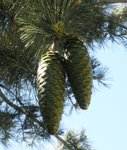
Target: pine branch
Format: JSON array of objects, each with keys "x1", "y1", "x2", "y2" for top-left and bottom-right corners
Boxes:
[
  {"x1": 55, "y1": 134, "x2": 72, "y2": 150},
  {"x1": 104, "y1": 15, "x2": 127, "y2": 31},
  {"x1": 0, "y1": 88, "x2": 22, "y2": 112},
  {"x1": 0, "y1": 88, "x2": 44, "y2": 128}
]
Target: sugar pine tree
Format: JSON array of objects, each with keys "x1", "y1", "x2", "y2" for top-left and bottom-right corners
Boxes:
[{"x1": 0, "y1": 0, "x2": 127, "y2": 149}]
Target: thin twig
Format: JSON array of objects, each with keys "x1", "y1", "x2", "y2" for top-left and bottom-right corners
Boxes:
[{"x1": 55, "y1": 134, "x2": 72, "y2": 149}]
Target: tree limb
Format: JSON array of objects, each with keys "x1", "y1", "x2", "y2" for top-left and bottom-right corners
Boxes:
[{"x1": 0, "y1": 88, "x2": 43, "y2": 128}]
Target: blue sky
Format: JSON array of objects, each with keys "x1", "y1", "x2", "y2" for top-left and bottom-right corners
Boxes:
[
  {"x1": 0, "y1": 3, "x2": 127, "y2": 150},
  {"x1": 65, "y1": 41, "x2": 127, "y2": 150}
]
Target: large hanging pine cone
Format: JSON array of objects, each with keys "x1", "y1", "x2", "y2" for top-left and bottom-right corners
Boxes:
[
  {"x1": 64, "y1": 36, "x2": 93, "y2": 109},
  {"x1": 37, "y1": 51, "x2": 65, "y2": 135}
]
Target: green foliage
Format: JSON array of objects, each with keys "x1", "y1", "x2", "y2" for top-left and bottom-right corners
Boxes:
[
  {"x1": 17, "y1": 0, "x2": 127, "y2": 51},
  {"x1": 56, "y1": 130, "x2": 91, "y2": 150},
  {"x1": 0, "y1": 110, "x2": 15, "y2": 145},
  {"x1": 91, "y1": 56, "x2": 109, "y2": 87}
]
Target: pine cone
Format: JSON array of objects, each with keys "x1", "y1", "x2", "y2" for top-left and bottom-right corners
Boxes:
[
  {"x1": 64, "y1": 36, "x2": 92, "y2": 109},
  {"x1": 37, "y1": 51, "x2": 65, "y2": 134}
]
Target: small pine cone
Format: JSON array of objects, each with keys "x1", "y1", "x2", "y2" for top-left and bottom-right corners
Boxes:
[{"x1": 37, "y1": 52, "x2": 65, "y2": 134}]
